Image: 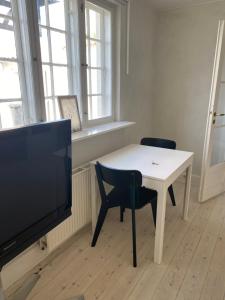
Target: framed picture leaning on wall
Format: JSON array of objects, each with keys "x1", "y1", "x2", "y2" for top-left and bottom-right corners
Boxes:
[{"x1": 58, "y1": 95, "x2": 82, "y2": 132}]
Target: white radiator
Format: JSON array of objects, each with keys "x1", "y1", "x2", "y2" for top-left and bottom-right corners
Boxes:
[{"x1": 46, "y1": 165, "x2": 91, "y2": 253}]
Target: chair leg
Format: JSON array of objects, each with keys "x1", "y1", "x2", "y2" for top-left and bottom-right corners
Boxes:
[
  {"x1": 131, "y1": 208, "x2": 137, "y2": 267},
  {"x1": 120, "y1": 206, "x2": 125, "y2": 222},
  {"x1": 91, "y1": 206, "x2": 108, "y2": 247},
  {"x1": 168, "y1": 185, "x2": 176, "y2": 206},
  {"x1": 150, "y1": 199, "x2": 157, "y2": 227}
]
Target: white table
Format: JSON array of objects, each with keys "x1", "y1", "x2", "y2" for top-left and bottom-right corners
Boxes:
[{"x1": 90, "y1": 144, "x2": 194, "y2": 264}]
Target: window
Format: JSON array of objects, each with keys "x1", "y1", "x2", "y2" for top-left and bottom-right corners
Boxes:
[
  {"x1": 0, "y1": 0, "x2": 116, "y2": 130},
  {"x1": 0, "y1": 0, "x2": 26, "y2": 129},
  {"x1": 36, "y1": 0, "x2": 72, "y2": 121},
  {"x1": 85, "y1": 1, "x2": 113, "y2": 123}
]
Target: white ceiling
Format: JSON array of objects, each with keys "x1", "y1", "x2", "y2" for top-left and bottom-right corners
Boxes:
[{"x1": 150, "y1": 0, "x2": 224, "y2": 10}]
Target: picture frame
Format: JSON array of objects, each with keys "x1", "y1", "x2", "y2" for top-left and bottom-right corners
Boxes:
[{"x1": 58, "y1": 95, "x2": 82, "y2": 132}]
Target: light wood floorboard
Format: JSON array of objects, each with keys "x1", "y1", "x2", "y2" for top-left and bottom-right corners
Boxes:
[{"x1": 8, "y1": 182, "x2": 225, "y2": 300}]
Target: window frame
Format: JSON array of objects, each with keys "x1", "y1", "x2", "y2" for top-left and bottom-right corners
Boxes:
[
  {"x1": 37, "y1": 0, "x2": 75, "y2": 121},
  {"x1": 0, "y1": 0, "x2": 119, "y2": 131},
  {"x1": 0, "y1": 0, "x2": 29, "y2": 127},
  {"x1": 79, "y1": 0, "x2": 116, "y2": 128}
]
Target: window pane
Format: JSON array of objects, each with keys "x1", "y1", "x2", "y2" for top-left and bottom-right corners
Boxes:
[
  {"x1": 48, "y1": 0, "x2": 65, "y2": 30},
  {"x1": 0, "y1": 61, "x2": 21, "y2": 98},
  {"x1": 39, "y1": 27, "x2": 49, "y2": 62},
  {"x1": 42, "y1": 65, "x2": 52, "y2": 97},
  {"x1": 54, "y1": 97, "x2": 61, "y2": 119},
  {"x1": 45, "y1": 98, "x2": 60, "y2": 121},
  {"x1": 211, "y1": 126, "x2": 225, "y2": 166},
  {"x1": 91, "y1": 69, "x2": 101, "y2": 94},
  {"x1": 53, "y1": 66, "x2": 68, "y2": 95},
  {"x1": 89, "y1": 9, "x2": 101, "y2": 40},
  {"x1": 0, "y1": 16, "x2": 13, "y2": 31},
  {"x1": 0, "y1": 101, "x2": 23, "y2": 129},
  {"x1": 0, "y1": 27, "x2": 16, "y2": 58},
  {"x1": 85, "y1": 2, "x2": 113, "y2": 121},
  {"x1": 85, "y1": 8, "x2": 88, "y2": 35},
  {"x1": 51, "y1": 31, "x2": 67, "y2": 64},
  {"x1": 0, "y1": 0, "x2": 12, "y2": 17},
  {"x1": 88, "y1": 95, "x2": 103, "y2": 120},
  {"x1": 90, "y1": 40, "x2": 101, "y2": 67},
  {"x1": 45, "y1": 98, "x2": 55, "y2": 121},
  {"x1": 87, "y1": 69, "x2": 91, "y2": 94},
  {"x1": 36, "y1": 0, "x2": 46, "y2": 26},
  {"x1": 86, "y1": 39, "x2": 89, "y2": 66}
]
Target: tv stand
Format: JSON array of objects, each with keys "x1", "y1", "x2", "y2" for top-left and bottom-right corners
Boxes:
[{"x1": 0, "y1": 269, "x2": 85, "y2": 300}]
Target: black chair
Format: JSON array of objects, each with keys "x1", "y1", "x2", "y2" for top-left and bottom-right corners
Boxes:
[
  {"x1": 141, "y1": 137, "x2": 176, "y2": 206},
  {"x1": 91, "y1": 162, "x2": 157, "y2": 267}
]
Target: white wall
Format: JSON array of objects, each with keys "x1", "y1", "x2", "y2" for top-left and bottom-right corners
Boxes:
[
  {"x1": 153, "y1": 1, "x2": 225, "y2": 175},
  {"x1": 2, "y1": 0, "x2": 156, "y2": 289}
]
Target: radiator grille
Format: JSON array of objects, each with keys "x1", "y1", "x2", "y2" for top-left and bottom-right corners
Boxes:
[{"x1": 46, "y1": 165, "x2": 91, "y2": 253}]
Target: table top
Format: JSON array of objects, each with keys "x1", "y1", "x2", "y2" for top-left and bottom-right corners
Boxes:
[{"x1": 91, "y1": 144, "x2": 194, "y2": 181}]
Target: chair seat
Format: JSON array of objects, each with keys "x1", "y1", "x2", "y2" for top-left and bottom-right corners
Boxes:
[{"x1": 106, "y1": 186, "x2": 157, "y2": 209}]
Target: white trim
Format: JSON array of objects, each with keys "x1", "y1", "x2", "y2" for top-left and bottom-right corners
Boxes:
[
  {"x1": 199, "y1": 20, "x2": 225, "y2": 202},
  {"x1": 24, "y1": 0, "x2": 46, "y2": 122},
  {"x1": 0, "y1": 57, "x2": 18, "y2": 62},
  {"x1": 0, "y1": 98, "x2": 22, "y2": 103},
  {"x1": 39, "y1": 24, "x2": 67, "y2": 34},
  {"x1": 126, "y1": 0, "x2": 130, "y2": 75},
  {"x1": 72, "y1": 121, "x2": 135, "y2": 142},
  {"x1": 84, "y1": 0, "x2": 115, "y2": 125},
  {"x1": 0, "y1": 0, "x2": 28, "y2": 128},
  {"x1": 0, "y1": 13, "x2": 13, "y2": 20}
]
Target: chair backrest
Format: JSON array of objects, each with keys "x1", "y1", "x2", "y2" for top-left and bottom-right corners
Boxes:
[
  {"x1": 141, "y1": 137, "x2": 176, "y2": 150},
  {"x1": 95, "y1": 162, "x2": 142, "y2": 204}
]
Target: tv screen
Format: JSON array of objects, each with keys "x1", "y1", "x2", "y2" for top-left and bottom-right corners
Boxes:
[{"x1": 0, "y1": 120, "x2": 72, "y2": 268}]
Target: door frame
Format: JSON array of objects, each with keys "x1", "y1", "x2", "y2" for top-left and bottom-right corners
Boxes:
[{"x1": 199, "y1": 20, "x2": 225, "y2": 202}]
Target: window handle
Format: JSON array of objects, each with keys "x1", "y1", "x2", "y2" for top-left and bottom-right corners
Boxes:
[
  {"x1": 81, "y1": 63, "x2": 88, "y2": 67},
  {"x1": 214, "y1": 112, "x2": 225, "y2": 117}
]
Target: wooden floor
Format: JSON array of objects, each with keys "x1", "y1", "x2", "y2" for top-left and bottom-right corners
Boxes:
[{"x1": 10, "y1": 182, "x2": 225, "y2": 300}]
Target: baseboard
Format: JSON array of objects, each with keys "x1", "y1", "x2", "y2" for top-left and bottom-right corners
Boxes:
[
  {"x1": 4, "y1": 224, "x2": 91, "y2": 297},
  {"x1": 1, "y1": 244, "x2": 48, "y2": 290}
]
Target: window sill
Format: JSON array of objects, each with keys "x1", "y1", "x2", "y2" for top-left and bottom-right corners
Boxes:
[{"x1": 71, "y1": 121, "x2": 135, "y2": 143}]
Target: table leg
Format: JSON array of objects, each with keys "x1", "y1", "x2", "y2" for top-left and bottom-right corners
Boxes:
[
  {"x1": 183, "y1": 164, "x2": 192, "y2": 220},
  {"x1": 90, "y1": 164, "x2": 97, "y2": 233},
  {"x1": 154, "y1": 186, "x2": 167, "y2": 264}
]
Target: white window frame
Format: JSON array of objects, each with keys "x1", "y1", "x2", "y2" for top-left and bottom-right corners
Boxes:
[
  {"x1": 0, "y1": 0, "x2": 119, "y2": 130},
  {"x1": 79, "y1": 0, "x2": 116, "y2": 128},
  {"x1": 0, "y1": 0, "x2": 29, "y2": 127},
  {"x1": 37, "y1": 0, "x2": 75, "y2": 121}
]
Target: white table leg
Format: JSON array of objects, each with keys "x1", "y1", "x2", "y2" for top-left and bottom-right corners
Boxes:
[
  {"x1": 90, "y1": 164, "x2": 97, "y2": 233},
  {"x1": 154, "y1": 185, "x2": 167, "y2": 264},
  {"x1": 183, "y1": 164, "x2": 192, "y2": 221}
]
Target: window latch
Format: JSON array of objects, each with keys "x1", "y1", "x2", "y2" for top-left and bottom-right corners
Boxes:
[
  {"x1": 81, "y1": 63, "x2": 88, "y2": 67},
  {"x1": 80, "y1": 3, "x2": 84, "y2": 13}
]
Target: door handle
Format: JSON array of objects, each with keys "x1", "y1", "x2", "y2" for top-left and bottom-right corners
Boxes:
[{"x1": 214, "y1": 112, "x2": 225, "y2": 117}]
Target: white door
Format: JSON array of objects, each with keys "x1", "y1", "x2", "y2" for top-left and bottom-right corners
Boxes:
[{"x1": 199, "y1": 20, "x2": 225, "y2": 202}]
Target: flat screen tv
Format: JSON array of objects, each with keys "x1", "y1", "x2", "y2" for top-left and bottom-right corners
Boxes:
[{"x1": 0, "y1": 120, "x2": 72, "y2": 269}]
